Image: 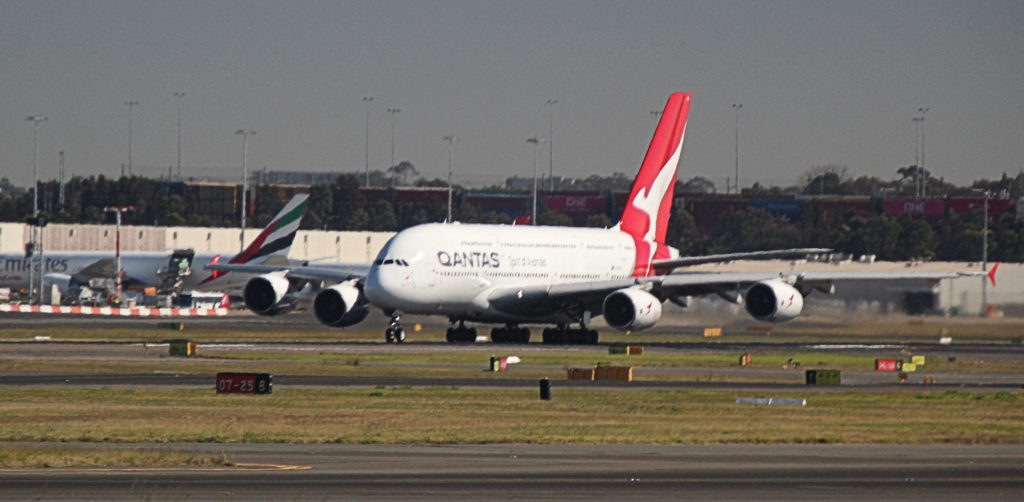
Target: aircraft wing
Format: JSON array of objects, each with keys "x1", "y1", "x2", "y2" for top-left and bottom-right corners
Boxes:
[
  {"x1": 68, "y1": 258, "x2": 122, "y2": 285},
  {"x1": 485, "y1": 270, "x2": 965, "y2": 317},
  {"x1": 205, "y1": 262, "x2": 371, "y2": 282},
  {"x1": 653, "y1": 248, "x2": 831, "y2": 269},
  {"x1": 486, "y1": 273, "x2": 788, "y2": 314}
]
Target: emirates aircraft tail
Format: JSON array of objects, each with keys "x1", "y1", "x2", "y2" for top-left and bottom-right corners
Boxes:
[
  {"x1": 198, "y1": 193, "x2": 309, "y2": 285},
  {"x1": 228, "y1": 193, "x2": 309, "y2": 264},
  {"x1": 614, "y1": 92, "x2": 691, "y2": 277}
]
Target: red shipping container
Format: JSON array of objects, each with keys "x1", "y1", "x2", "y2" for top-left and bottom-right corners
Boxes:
[
  {"x1": 810, "y1": 198, "x2": 879, "y2": 220},
  {"x1": 545, "y1": 195, "x2": 607, "y2": 212},
  {"x1": 947, "y1": 198, "x2": 1015, "y2": 215},
  {"x1": 881, "y1": 199, "x2": 945, "y2": 217}
]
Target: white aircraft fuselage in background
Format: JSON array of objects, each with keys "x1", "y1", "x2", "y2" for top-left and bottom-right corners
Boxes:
[
  {"x1": 0, "y1": 251, "x2": 245, "y2": 292},
  {"x1": 1, "y1": 193, "x2": 309, "y2": 297}
]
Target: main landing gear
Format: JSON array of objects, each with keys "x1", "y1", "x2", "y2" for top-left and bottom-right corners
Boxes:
[
  {"x1": 442, "y1": 321, "x2": 596, "y2": 345},
  {"x1": 541, "y1": 324, "x2": 599, "y2": 345},
  {"x1": 446, "y1": 321, "x2": 477, "y2": 343},
  {"x1": 490, "y1": 324, "x2": 530, "y2": 344},
  {"x1": 385, "y1": 313, "x2": 406, "y2": 343}
]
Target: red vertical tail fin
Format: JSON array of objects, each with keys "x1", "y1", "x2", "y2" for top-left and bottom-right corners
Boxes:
[
  {"x1": 988, "y1": 262, "x2": 999, "y2": 287},
  {"x1": 615, "y1": 92, "x2": 691, "y2": 277}
]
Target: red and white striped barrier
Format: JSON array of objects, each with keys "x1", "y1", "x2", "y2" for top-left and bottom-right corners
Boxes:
[{"x1": 0, "y1": 304, "x2": 228, "y2": 317}]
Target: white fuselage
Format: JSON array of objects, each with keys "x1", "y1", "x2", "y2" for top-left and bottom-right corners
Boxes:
[
  {"x1": 0, "y1": 251, "x2": 249, "y2": 292},
  {"x1": 363, "y1": 223, "x2": 638, "y2": 322}
]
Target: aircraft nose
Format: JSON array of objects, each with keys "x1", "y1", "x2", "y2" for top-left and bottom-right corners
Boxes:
[{"x1": 364, "y1": 265, "x2": 403, "y2": 308}]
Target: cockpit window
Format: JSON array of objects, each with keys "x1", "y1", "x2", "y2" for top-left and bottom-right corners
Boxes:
[{"x1": 376, "y1": 258, "x2": 409, "y2": 266}]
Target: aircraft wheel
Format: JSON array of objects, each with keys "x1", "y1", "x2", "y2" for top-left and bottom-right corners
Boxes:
[
  {"x1": 394, "y1": 327, "x2": 406, "y2": 343},
  {"x1": 385, "y1": 328, "x2": 396, "y2": 343}
]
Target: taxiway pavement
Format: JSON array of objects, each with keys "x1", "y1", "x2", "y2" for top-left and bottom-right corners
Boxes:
[{"x1": 2, "y1": 443, "x2": 1022, "y2": 501}]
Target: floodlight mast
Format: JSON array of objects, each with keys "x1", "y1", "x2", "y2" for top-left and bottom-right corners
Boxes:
[
  {"x1": 104, "y1": 206, "x2": 134, "y2": 303},
  {"x1": 235, "y1": 129, "x2": 256, "y2": 251},
  {"x1": 26, "y1": 115, "x2": 46, "y2": 303}
]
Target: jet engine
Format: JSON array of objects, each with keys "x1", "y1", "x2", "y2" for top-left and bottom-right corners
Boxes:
[
  {"x1": 313, "y1": 280, "x2": 370, "y2": 328},
  {"x1": 602, "y1": 287, "x2": 663, "y2": 331},
  {"x1": 243, "y1": 272, "x2": 293, "y2": 316},
  {"x1": 744, "y1": 279, "x2": 804, "y2": 322}
]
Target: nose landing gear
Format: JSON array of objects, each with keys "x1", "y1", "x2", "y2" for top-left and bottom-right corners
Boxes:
[{"x1": 385, "y1": 312, "x2": 406, "y2": 343}]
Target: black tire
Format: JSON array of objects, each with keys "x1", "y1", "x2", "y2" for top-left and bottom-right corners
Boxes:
[
  {"x1": 385, "y1": 328, "x2": 396, "y2": 344},
  {"x1": 395, "y1": 328, "x2": 406, "y2": 343}
]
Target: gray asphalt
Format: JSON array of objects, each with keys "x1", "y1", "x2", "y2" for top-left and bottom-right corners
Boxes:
[
  {"x1": 2, "y1": 443, "x2": 1023, "y2": 501},
  {"x1": 3, "y1": 314, "x2": 1023, "y2": 500}
]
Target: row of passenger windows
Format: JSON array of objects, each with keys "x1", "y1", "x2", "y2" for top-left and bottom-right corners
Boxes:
[
  {"x1": 434, "y1": 269, "x2": 550, "y2": 280},
  {"x1": 557, "y1": 272, "x2": 601, "y2": 281}
]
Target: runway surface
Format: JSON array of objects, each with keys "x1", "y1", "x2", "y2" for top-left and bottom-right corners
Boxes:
[
  {"x1": 2, "y1": 443, "x2": 1023, "y2": 501},
  {"x1": 3, "y1": 313, "x2": 1023, "y2": 500}
]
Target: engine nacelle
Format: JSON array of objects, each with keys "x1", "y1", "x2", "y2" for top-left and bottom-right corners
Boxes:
[
  {"x1": 313, "y1": 280, "x2": 370, "y2": 328},
  {"x1": 243, "y1": 272, "x2": 292, "y2": 316},
  {"x1": 744, "y1": 279, "x2": 804, "y2": 322},
  {"x1": 602, "y1": 287, "x2": 663, "y2": 332}
]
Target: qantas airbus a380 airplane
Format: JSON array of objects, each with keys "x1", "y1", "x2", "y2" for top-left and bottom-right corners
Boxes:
[{"x1": 217, "y1": 93, "x2": 973, "y2": 344}]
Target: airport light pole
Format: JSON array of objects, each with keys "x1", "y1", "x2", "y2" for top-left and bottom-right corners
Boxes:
[
  {"x1": 732, "y1": 103, "x2": 742, "y2": 194},
  {"x1": 917, "y1": 116, "x2": 925, "y2": 197},
  {"x1": 26, "y1": 115, "x2": 46, "y2": 303},
  {"x1": 124, "y1": 100, "x2": 138, "y2": 177},
  {"x1": 104, "y1": 206, "x2": 134, "y2": 303},
  {"x1": 363, "y1": 96, "x2": 373, "y2": 187},
  {"x1": 235, "y1": 129, "x2": 255, "y2": 252},
  {"x1": 58, "y1": 151, "x2": 66, "y2": 210},
  {"x1": 387, "y1": 108, "x2": 401, "y2": 169},
  {"x1": 918, "y1": 107, "x2": 928, "y2": 198},
  {"x1": 174, "y1": 92, "x2": 185, "y2": 180},
  {"x1": 982, "y1": 191, "x2": 989, "y2": 314},
  {"x1": 444, "y1": 135, "x2": 458, "y2": 223},
  {"x1": 547, "y1": 99, "x2": 557, "y2": 191},
  {"x1": 527, "y1": 137, "x2": 546, "y2": 225}
]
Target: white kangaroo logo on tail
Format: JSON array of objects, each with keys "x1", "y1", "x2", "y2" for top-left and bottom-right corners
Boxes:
[{"x1": 614, "y1": 92, "x2": 691, "y2": 277}]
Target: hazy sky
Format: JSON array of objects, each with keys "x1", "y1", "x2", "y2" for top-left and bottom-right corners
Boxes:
[{"x1": 2, "y1": 1, "x2": 1021, "y2": 191}]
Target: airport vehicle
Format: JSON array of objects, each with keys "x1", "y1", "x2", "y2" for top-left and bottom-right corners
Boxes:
[
  {"x1": 217, "y1": 93, "x2": 973, "y2": 344},
  {"x1": 1, "y1": 194, "x2": 308, "y2": 301}
]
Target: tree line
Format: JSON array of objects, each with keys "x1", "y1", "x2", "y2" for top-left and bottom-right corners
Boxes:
[{"x1": 1, "y1": 164, "x2": 1021, "y2": 263}]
